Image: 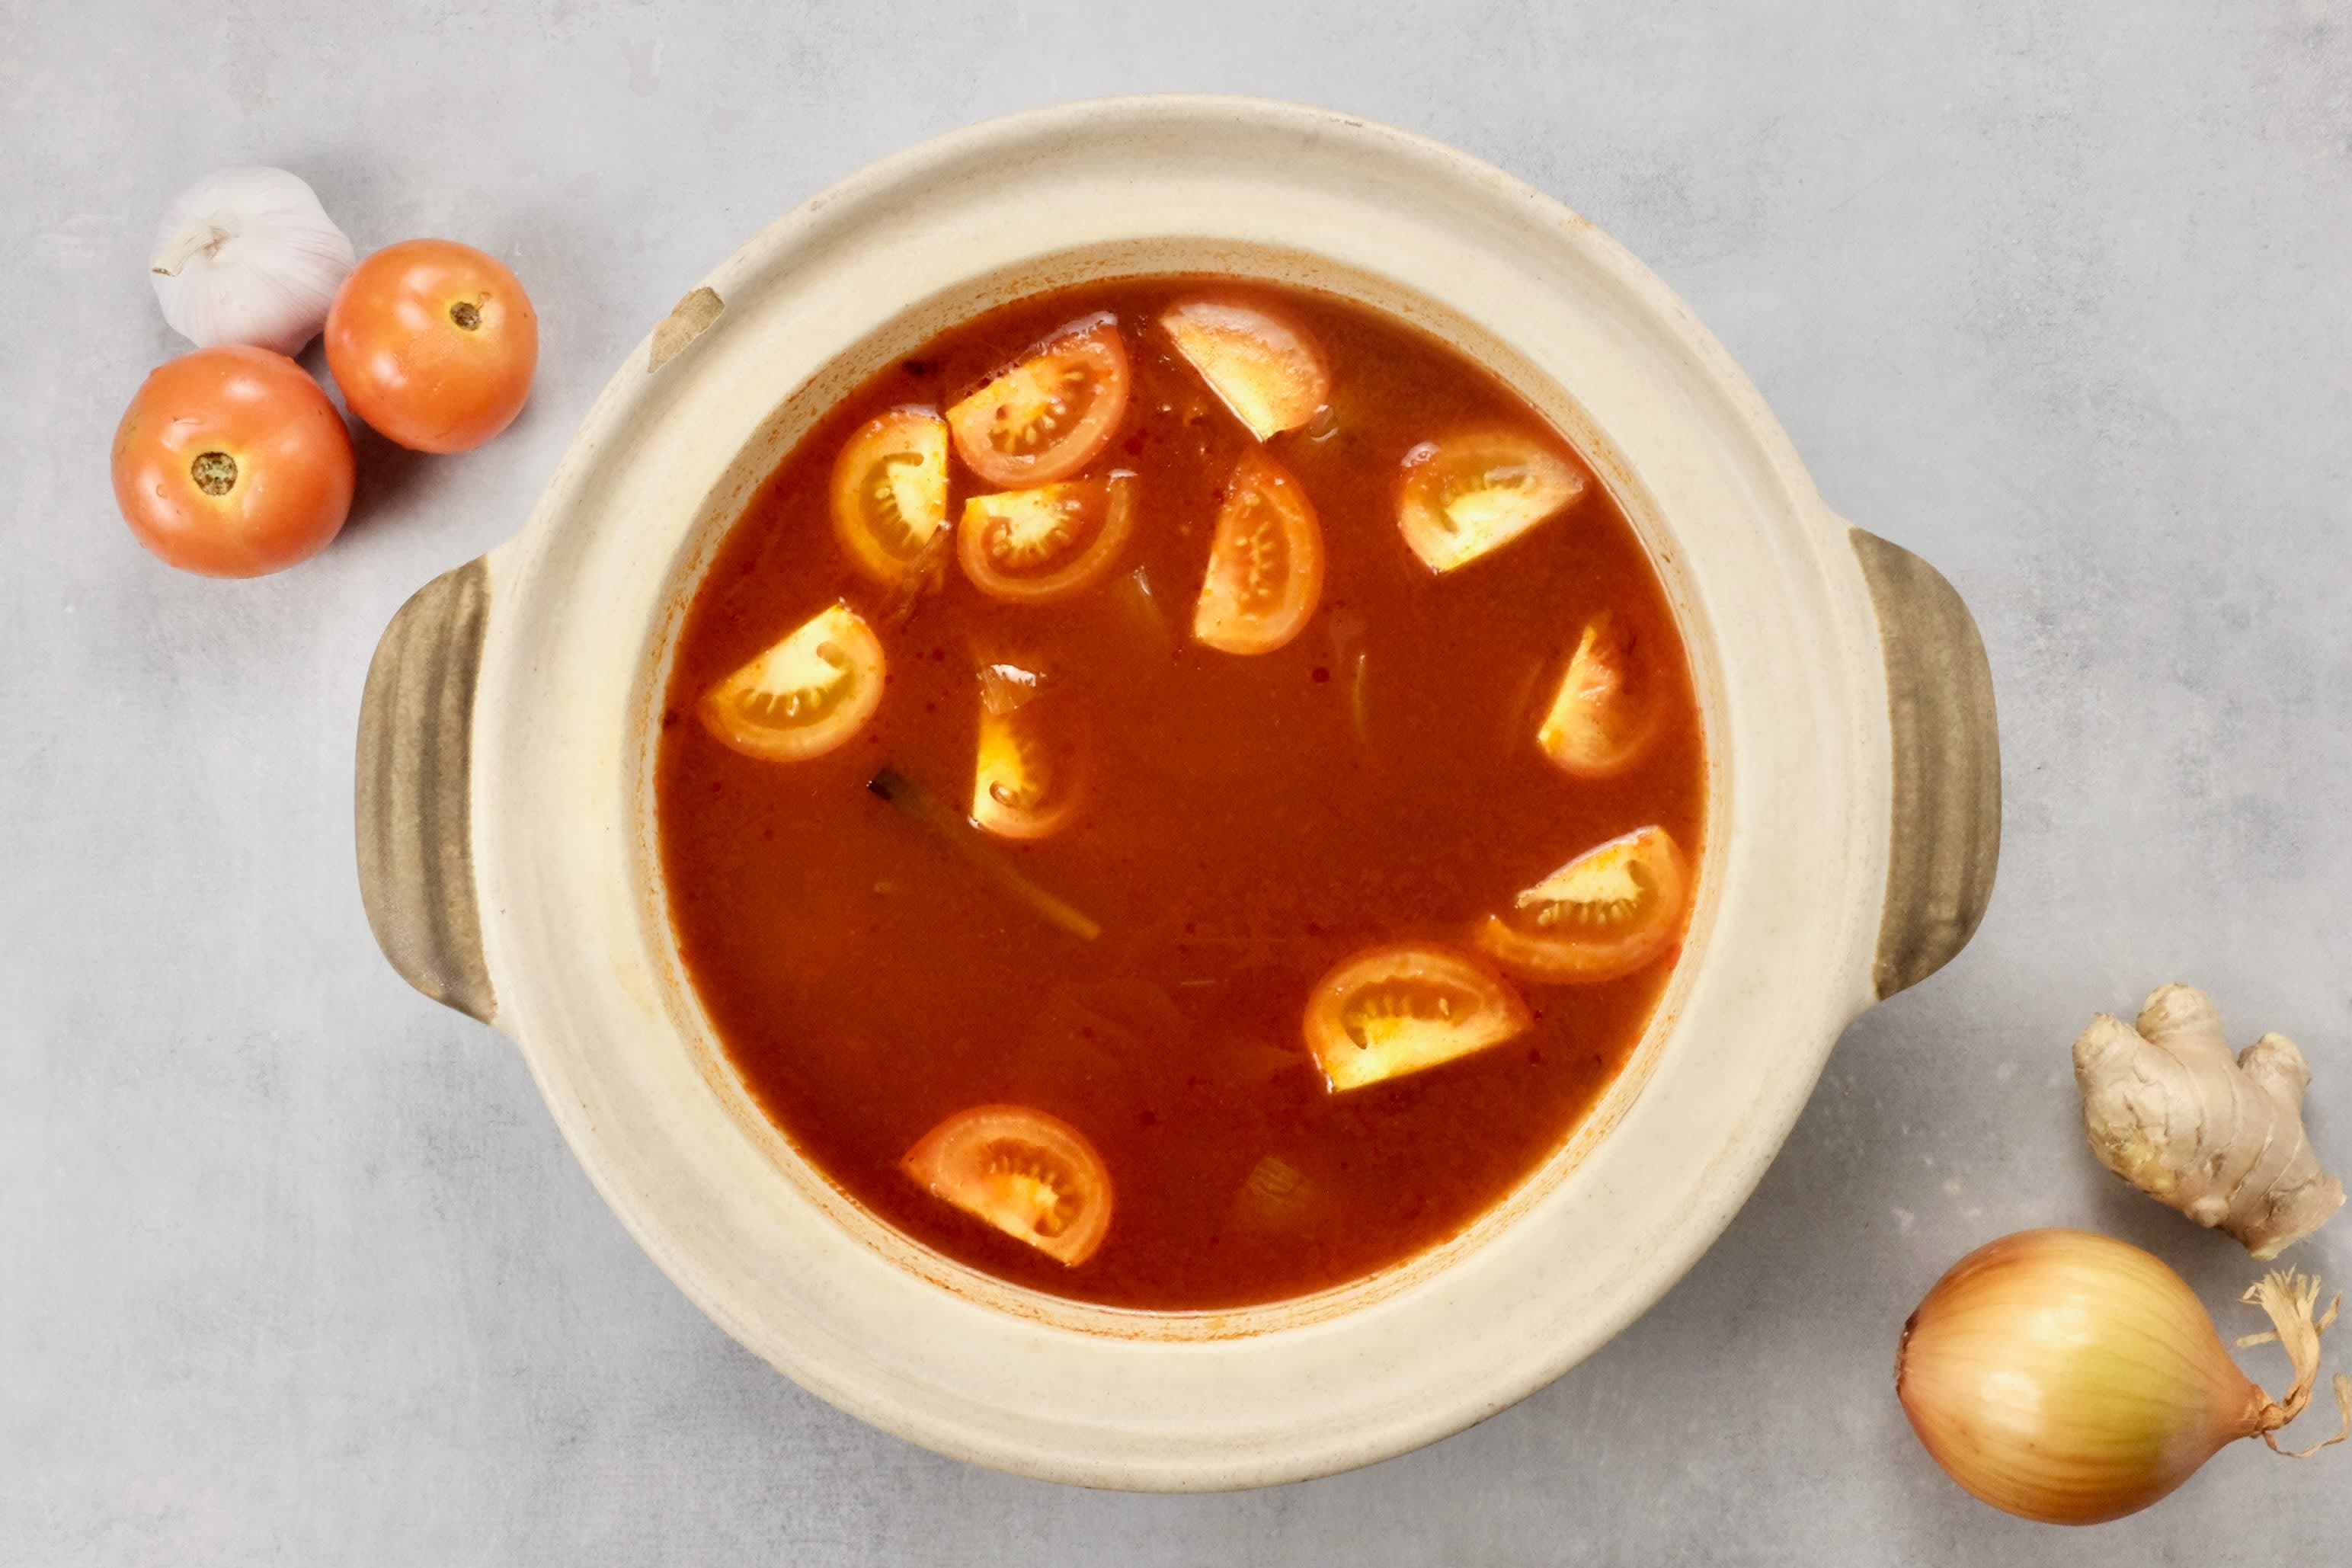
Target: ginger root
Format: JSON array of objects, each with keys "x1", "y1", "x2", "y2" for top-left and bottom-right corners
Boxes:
[{"x1": 2074, "y1": 984, "x2": 2344, "y2": 1259}]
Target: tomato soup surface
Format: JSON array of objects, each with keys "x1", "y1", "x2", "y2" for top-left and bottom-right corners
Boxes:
[{"x1": 657, "y1": 277, "x2": 1704, "y2": 1310}]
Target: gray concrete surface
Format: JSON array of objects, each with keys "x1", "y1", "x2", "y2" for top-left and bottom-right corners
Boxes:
[{"x1": 6, "y1": 1, "x2": 2350, "y2": 1562}]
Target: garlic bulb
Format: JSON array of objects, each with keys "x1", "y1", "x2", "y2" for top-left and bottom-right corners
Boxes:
[{"x1": 149, "y1": 168, "x2": 355, "y2": 357}]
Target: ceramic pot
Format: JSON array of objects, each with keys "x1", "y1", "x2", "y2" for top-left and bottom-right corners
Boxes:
[{"x1": 357, "y1": 98, "x2": 1998, "y2": 1490}]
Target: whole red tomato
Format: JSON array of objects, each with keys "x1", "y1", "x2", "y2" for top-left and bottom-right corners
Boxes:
[
  {"x1": 326, "y1": 239, "x2": 539, "y2": 453},
  {"x1": 110, "y1": 346, "x2": 356, "y2": 578}
]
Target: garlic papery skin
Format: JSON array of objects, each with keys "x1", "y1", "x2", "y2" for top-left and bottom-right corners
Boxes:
[{"x1": 149, "y1": 168, "x2": 356, "y2": 357}]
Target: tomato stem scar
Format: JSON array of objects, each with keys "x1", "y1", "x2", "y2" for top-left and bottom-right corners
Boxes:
[{"x1": 189, "y1": 451, "x2": 238, "y2": 496}]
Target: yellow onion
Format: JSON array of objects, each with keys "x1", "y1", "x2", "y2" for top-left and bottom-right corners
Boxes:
[{"x1": 1896, "y1": 1228, "x2": 2348, "y2": 1525}]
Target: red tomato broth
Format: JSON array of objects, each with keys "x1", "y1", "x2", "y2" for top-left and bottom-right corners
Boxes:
[{"x1": 656, "y1": 277, "x2": 1706, "y2": 1309}]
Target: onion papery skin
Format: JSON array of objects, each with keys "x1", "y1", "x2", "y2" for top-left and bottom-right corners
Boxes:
[{"x1": 1896, "y1": 1229, "x2": 2267, "y2": 1525}]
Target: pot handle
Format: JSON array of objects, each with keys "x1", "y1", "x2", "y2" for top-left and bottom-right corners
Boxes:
[
  {"x1": 1847, "y1": 526, "x2": 2001, "y2": 1000},
  {"x1": 355, "y1": 556, "x2": 497, "y2": 1025}
]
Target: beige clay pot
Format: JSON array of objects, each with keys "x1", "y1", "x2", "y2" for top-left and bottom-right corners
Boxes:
[{"x1": 357, "y1": 98, "x2": 1998, "y2": 1490}]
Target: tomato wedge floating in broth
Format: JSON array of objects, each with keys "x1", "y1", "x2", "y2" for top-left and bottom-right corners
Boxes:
[
  {"x1": 1537, "y1": 610, "x2": 1661, "y2": 779},
  {"x1": 696, "y1": 603, "x2": 887, "y2": 764},
  {"x1": 901, "y1": 1105, "x2": 1115, "y2": 1266},
  {"x1": 1304, "y1": 942, "x2": 1532, "y2": 1092},
  {"x1": 1397, "y1": 429, "x2": 1586, "y2": 574},
  {"x1": 830, "y1": 408, "x2": 950, "y2": 586},
  {"x1": 958, "y1": 473, "x2": 1138, "y2": 603},
  {"x1": 969, "y1": 663, "x2": 1087, "y2": 840},
  {"x1": 947, "y1": 315, "x2": 1131, "y2": 488},
  {"x1": 1474, "y1": 827, "x2": 1692, "y2": 984},
  {"x1": 1160, "y1": 296, "x2": 1332, "y2": 440},
  {"x1": 1192, "y1": 452, "x2": 1324, "y2": 654}
]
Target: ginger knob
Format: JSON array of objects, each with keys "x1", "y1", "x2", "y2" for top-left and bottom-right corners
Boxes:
[{"x1": 2074, "y1": 984, "x2": 2343, "y2": 1259}]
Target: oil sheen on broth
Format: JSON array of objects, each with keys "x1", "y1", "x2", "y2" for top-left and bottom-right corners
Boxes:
[{"x1": 656, "y1": 277, "x2": 1704, "y2": 1310}]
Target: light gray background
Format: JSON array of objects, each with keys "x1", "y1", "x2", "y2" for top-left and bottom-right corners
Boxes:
[{"x1": 5, "y1": 1, "x2": 2348, "y2": 1562}]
